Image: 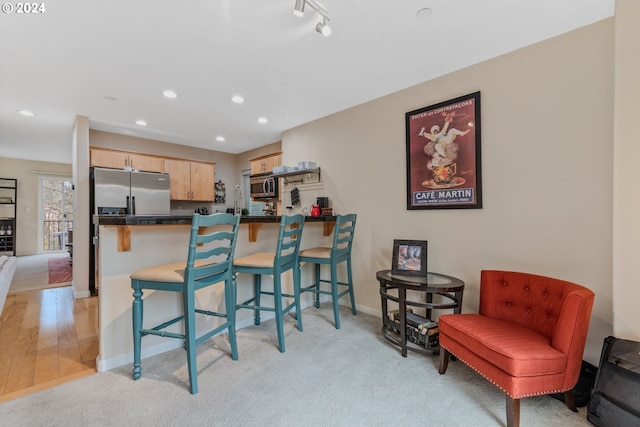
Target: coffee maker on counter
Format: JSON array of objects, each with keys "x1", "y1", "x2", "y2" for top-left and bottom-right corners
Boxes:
[
  {"x1": 263, "y1": 201, "x2": 277, "y2": 216},
  {"x1": 317, "y1": 197, "x2": 332, "y2": 216}
]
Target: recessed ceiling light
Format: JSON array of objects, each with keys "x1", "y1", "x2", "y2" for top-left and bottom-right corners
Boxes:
[
  {"x1": 416, "y1": 8, "x2": 432, "y2": 19},
  {"x1": 136, "y1": 120, "x2": 148, "y2": 126},
  {"x1": 17, "y1": 110, "x2": 35, "y2": 117},
  {"x1": 162, "y1": 90, "x2": 178, "y2": 99},
  {"x1": 257, "y1": 117, "x2": 268, "y2": 124},
  {"x1": 216, "y1": 136, "x2": 225, "y2": 142},
  {"x1": 231, "y1": 95, "x2": 244, "y2": 104}
]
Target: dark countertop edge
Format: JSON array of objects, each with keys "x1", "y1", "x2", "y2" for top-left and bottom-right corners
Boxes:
[{"x1": 94, "y1": 214, "x2": 336, "y2": 226}]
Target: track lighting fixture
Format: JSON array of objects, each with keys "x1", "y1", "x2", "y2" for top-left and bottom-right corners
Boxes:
[
  {"x1": 293, "y1": 0, "x2": 305, "y2": 17},
  {"x1": 316, "y1": 18, "x2": 332, "y2": 37},
  {"x1": 293, "y1": 0, "x2": 331, "y2": 37}
]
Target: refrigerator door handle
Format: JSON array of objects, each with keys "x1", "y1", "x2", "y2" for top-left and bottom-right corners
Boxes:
[
  {"x1": 131, "y1": 196, "x2": 136, "y2": 215},
  {"x1": 126, "y1": 195, "x2": 130, "y2": 214}
]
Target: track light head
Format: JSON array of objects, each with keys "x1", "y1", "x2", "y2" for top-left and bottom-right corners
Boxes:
[
  {"x1": 293, "y1": 0, "x2": 305, "y2": 17},
  {"x1": 316, "y1": 18, "x2": 332, "y2": 37}
]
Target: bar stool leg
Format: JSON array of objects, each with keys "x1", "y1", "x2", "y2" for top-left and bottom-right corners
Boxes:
[
  {"x1": 313, "y1": 263, "x2": 321, "y2": 308},
  {"x1": 330, "y1": 262, "x2": 341, "y2": 329},
  {"x1": 273, "y1": 276, "x2": 285, "y2": 353},
  {"x1": 294, "y1": 261, "x2": 303, "y2": 332},
  {"x1": 184, "y1": 282, "x2": 198, "y2": 394},
  {"x1": 132, "y1": 285, "x2": 143, "y2": 380},
  {"x1": 347, "y1": 257, "x2": 356, "y2": 315},
  {"x1": 226, "y1": 276, "x2": 239, "y2": 360},
  {"x1": 254, "y1": 274, "x2": 262, "y2": 325}
]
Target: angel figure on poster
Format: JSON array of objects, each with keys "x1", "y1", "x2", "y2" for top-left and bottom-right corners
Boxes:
[{"x1": 418, "y1": 111, "x2": 470, "y2": 169}]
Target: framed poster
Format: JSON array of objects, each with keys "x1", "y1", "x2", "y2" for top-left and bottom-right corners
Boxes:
[
  {"x1": 391, "y1": 239, "x2": 427, "y2": 276},
  {"x1": 405, "y1": 91, "x2": 482, "y2": 210}
]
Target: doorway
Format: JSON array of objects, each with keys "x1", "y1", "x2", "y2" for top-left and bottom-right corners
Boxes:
[{"x1": 39, "y1": 177, "x2": 74, "y2": 253}]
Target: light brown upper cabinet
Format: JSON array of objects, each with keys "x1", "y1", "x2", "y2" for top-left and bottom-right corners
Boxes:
[
  {"x1": 250, "y1": 152, "x2": 282, "y2": 175},
  {"x1": 90, "y1": 148, "x2": 164, "y2": 173},
  {"x1": 164, "y1": 159, "x2": 215, "y2": 201}
]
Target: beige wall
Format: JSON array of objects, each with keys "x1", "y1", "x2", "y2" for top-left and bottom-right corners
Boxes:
[
  {"x1": 0, "y1": 157, "x2": 72, "y2": 256},
  {"x1": 613, "y1": 0, "x2": 640, "y2": 341},
  {"x1": 283, "y1": 19, "x2": 615, "y2": 364}
]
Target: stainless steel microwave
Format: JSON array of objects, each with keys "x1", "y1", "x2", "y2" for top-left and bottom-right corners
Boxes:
[{"x1": 250, "y1": 174, "x2": 278, "y2": 199}]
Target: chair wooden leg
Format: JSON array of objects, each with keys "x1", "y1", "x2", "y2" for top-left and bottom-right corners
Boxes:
[
  {"x1": 506, "y1": 396, "x2": 520, "y2": 427},
  {"x1": 438, "y1": 347, "x2": 450, "y2": 374},
  {"x1": 564, "y1": 390, "x2": 578, "y2": 412},
  {"x1": 131, "y1": 284, "x2": 143, "y2": 380}
]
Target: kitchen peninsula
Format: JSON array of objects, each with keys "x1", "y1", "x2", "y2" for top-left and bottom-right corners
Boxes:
[{"x1": 95, "y1": 214, "x2": 336, "y2": 372}]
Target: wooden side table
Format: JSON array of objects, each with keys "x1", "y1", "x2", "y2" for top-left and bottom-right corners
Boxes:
[{"x1": 377, "y1": 270, "x2": 464, "y2": 357}]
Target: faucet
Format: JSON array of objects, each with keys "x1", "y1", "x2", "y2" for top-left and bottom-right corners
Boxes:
[{"x1": 234, "y1": 185, "x2": 242, "y2": 215}]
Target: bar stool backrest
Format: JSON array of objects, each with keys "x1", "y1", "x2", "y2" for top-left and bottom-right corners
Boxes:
[
  {"x1": 185, "y1": 213, "x2": 241, "y2": 288},
  {"x1": 275, "y1": 214, "x2": 305, "y2": 271},
  {"x1": 332, "y1": 214, "x2": 357, "y2": 261}
]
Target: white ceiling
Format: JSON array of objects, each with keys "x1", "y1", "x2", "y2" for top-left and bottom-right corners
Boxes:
[{"x1": 0, "y1": 0, "x2": 615, "y2": 165}]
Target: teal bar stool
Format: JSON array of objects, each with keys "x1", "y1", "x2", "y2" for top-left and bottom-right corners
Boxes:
[
  {"x1": 130, "y1": 213, "x2": 241, "y2": 394},
  {"x1": 299, "y1": 213, "x2": 357, "y2": 329},
  {"x1": 234, "y1": 214, "x2": 305, "y2": 353}
]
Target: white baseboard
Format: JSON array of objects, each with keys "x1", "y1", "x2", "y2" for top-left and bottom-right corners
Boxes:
[{"x1": 72, "y1": 280, "x2": 91, "y2": 299}]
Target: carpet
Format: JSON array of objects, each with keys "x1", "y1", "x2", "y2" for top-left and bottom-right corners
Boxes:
[
  {"x1": 0, "y1": 306, "x2": 593, "y2": 427},
  {"x1": 48, "y1": 256, "x2": 72, "y2": 284},
  {"x1": 8, "y1": 254, "x2": 71, "y2": 294}
]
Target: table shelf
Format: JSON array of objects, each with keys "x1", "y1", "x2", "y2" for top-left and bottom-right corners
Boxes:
[{"x1": 377, "y1": 270, "x2": 464, "y2": 357}]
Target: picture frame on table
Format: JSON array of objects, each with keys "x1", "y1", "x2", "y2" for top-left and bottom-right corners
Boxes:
[
  {"x1": 405, "y1": 91, "x2": 482, "y2": 210},
  {"x1": 391, "y1": 239, "x2": 427, "y2": 276}
]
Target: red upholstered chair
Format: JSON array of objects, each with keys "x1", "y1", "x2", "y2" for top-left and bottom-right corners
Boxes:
[{"x1": 438, "y1": 270, "x2": 595, "y2": 427}]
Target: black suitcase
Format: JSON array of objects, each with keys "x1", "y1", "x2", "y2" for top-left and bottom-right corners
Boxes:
[{"x1": 587, "y1": 336, "x2": 640, "y2": 427}]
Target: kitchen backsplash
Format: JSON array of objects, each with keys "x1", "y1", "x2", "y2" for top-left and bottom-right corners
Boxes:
[{"x1": 281, "y1": 180, "x2": 326, "y2": 216}]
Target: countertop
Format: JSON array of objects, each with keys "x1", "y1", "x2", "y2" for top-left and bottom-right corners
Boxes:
[{"x1": 94, "y1": 214, "x2": 336, "y2": 226}]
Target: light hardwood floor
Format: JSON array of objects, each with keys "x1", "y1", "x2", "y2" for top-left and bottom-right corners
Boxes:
[{"x1": 0, "y1": 286, "x2": 98, "y2": 402}]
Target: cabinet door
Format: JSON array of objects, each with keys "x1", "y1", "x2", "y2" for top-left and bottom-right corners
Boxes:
[
  {"x1": 190, "y1": 162, "x2": 214, "y2": 201},
  {"x1": 251, "y1": 160, "x2": 265, "y2": 175},
  {"x1": 164, "y1": 159, "x2": 192, "y2": 200},
  {"x1": 265, "y1": 155, "x2": 282, "y2": 172},
  {"x1": 90, "y1": 149, "x2": 128, "y2": 169},
  {"x1": 129, "y1": 153, "x2": 163, "y2": 173},
  {"x1": 250, "y1": 154, "x2": 281, "y2": 174}
]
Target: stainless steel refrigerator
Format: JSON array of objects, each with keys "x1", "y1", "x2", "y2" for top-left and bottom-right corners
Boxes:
[
  {"x1": 89, "y1": 167, "x2": 171, "y2": 294},
  {"x1": 92, "y1": 167, "x2": 170, "y2": 216}
]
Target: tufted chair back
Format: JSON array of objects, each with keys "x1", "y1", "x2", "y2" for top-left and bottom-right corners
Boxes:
[{"x1": 478, "y1": 270, "x2": 595, "y2": 392}]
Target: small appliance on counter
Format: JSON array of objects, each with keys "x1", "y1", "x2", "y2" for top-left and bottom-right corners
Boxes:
[
  {"x1": 316, "y1": 196, "x2": 332, "y2": 216},
  {"x1": 263, "y1": 201, "x2": 277, "y2": 216}
]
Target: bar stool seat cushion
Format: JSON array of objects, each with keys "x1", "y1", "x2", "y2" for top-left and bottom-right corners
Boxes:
[
  {"x1": 299, "y1": 247, "x2": 331, "y2": 259},
  {"x1": 131, "y1": 260, "x2": 212, "y2": 283},
  {"x1": 234, "y1": 253, "x2": 275, "y2": 268}
]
